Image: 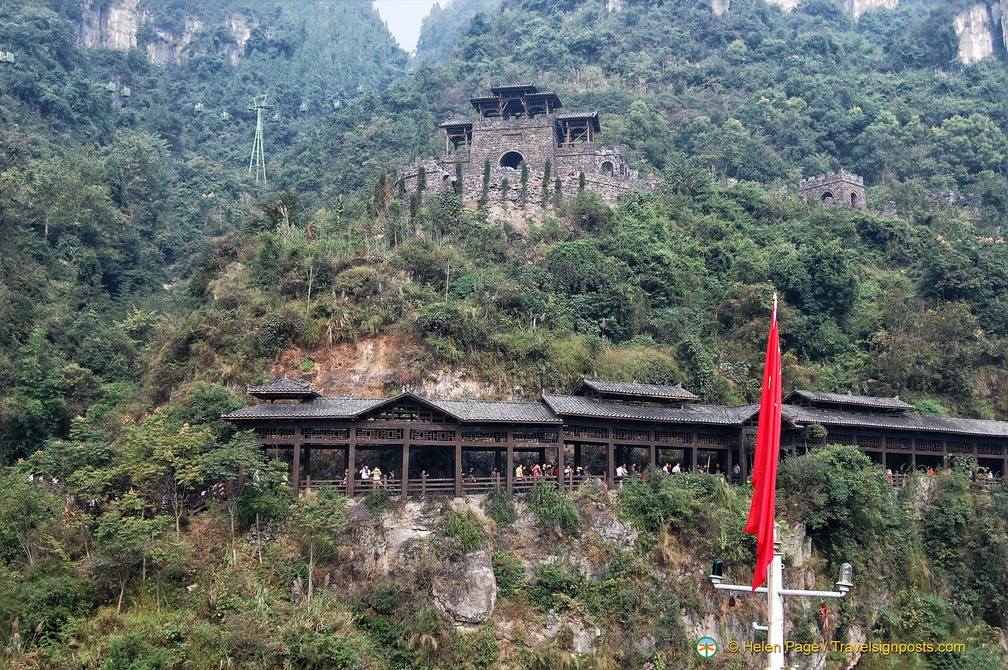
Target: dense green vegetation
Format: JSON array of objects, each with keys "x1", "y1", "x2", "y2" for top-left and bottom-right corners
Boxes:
[
  {"x1": 5, "y1": 439, "x2": 1008, "y2": 668},
  {"x1": 1, "y1": 0, "x2": 1008, "y2": 666}
]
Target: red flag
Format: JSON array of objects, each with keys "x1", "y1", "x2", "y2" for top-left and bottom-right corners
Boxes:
[{"x1": 744, "y1": 294, "x2": 782, "y2": 591}]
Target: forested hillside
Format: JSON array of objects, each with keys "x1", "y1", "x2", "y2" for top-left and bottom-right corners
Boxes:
[{"x1": 2, "y1": 0, "x2": 1008, "y2": 668}]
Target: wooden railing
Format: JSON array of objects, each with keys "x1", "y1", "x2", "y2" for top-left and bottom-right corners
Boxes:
[{"x1": 299, "y1": 473, "x2": 594, "y2": 497}]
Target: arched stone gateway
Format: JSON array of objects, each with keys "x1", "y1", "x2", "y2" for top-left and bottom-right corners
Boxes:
[
  {"x1": 397, "y1": 84, "x2": 661, "y2": 207},
  {"x1": 499, "y1": 151, "x2": 524, "y2": 169}
]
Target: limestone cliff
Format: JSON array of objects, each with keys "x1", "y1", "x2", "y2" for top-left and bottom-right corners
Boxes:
[
  {"x1": 762, "y1": 0, "x2": 802, "y2": 13},
  {"x1": 1002, "y1": 0, "x2": 1008, "y2": 51},
  {"x1": 956, "y1": 3, "x2": 998, "y2": 65},
  {"x1": 717, "y1": 0, "x2": 888, "y2": 17},
  {"x1": 76, "y1": 0, "x2": 255, "y2": 66},
  {"x1": 844, "y1": 0, "x2": 899, "y2": 21}
]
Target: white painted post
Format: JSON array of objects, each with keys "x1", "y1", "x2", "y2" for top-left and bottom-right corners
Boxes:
[{"x1": 767, "y1": 523, "x2": 785, "y2": 670}]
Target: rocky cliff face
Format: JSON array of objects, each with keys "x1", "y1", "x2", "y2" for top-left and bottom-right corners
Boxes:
[
  {"x1": 955, "y1": 3, "x2": 999, "y2": 65},
  {"x1": 76, "y1": 0, "x2": 255, "y2": 66},
  {"x1": 844, "y1": 0, "x2": 899, "y2": 21}
]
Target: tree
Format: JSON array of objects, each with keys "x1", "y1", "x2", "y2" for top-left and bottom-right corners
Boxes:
[
  {"x1": 3, "y1": 329, "x2": 66, "y2": 462},
  {"x1": 0, "y1": 470, "x2": 59, "y2": 566},
  {"x1": 372, "y1": 170, "x2": 390, "y2": 218},
  {"x1": 94, "y1": 493, "x2": 172, "y2": 614},
  {"x1": 541, "y1": 159, "x2": 552, "y2": 206},
  {"x1": 203, "y1": 431, "x2": 268, "y2": 564},
  {"x1": 479, "y1": 158, "x2": 491, "y2": 208},
  {"x1": 122, "y1": 418, "x2": 214, "y2": 538},
  {"x1": 932, "y1": 114, "x2": 1008, "y2": 182},
  {"x1": 289, "y1": 488, "x2": 347, "y2": 612}
]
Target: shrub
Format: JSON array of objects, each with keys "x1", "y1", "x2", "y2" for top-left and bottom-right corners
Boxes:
[
  {"x1": 777, "y1": 444, "x2": 902, "y2": 572},
  {"x1": 528, "y1": 563, "x2": 582, "y2": 611},
  {"x1": 443, "y1": 510, "x2": 485, "y2": 552},
  {"x1": 525, "y1": 483, "x2": 580, "y2": 531},
  {"x1": 482, "y1": 488, "x2": 516, "y2": 525},
  {"x1": 491, "y1": 551, "x2": 524, "y2": 598},
  {"x1": 364, "y1": 487, "x2": 394, "y2": 517}
]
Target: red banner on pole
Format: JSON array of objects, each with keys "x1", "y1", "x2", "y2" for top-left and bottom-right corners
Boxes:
[{"x1": 744, "y1": 294, "x2": 782, "y2": 591}]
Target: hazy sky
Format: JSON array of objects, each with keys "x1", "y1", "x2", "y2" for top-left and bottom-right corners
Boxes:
[{"x1": 373, "y1": 1, "x2": 441, "y2": 52}]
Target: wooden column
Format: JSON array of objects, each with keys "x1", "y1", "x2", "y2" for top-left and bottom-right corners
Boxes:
[
  {"x1": 347, "y1": 429, "x2": 356, "y2": 498},
  {"x1": 401, "y1": 441, "x2": 409, "y2": 501},
  {"x1": 292, "y1": 436, "x2": 301, "y2": 499},
  {"x1": 607, "y1": 440, "x2": 615, "y2": 488},
  {"x1": 648, "y1": 442, "x2": 656, "y2": 470},
  {"x1": 506, "y1": 443, "x2": 514, "y2": 498},
  {"x1": 454, "y1": 438, "x2": 463, "y2": 498},
  {"x1": 557, "y1": 438, "x2": 564, "y2": 487}
]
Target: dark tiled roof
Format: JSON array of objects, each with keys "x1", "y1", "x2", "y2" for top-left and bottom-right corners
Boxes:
[
  {"x1": 786, "y1": 389, "x2": 914, "y2": 410},
  {"x1": 247, "y1": 377, "x2": 322, "y2": 397},
  {"x1": 578, "y1": 379, "x2": 698, "y2": 400},
  {"x1": 543, "y1": 394, "x2": 756, "y2": 426},
  {"x1": 489, "y1": 83, "x2": 538, "y2": 94},
  {"x1": 439, "y1": 119, "x2": 473, "y2": 128},
  {"x1": 555, "y1": 111, "x2": 599, "y2": 120},
  {"x1": 224, "y1": 393, "x2": 560, "y2": 424},
  {"x1": 430, "y1": 399, "x2": 561, "y2": 424},
  {"x1": 781, "y1": 405, "x2": 1008, "y2": 438},
  {"x1": 224, "y1": 397, "x2": 385, "y2": 420}
]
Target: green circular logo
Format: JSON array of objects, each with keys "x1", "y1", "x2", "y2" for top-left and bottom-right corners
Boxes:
[{"x1": 697, "y1": 637, "x2": 718, "y2": 658}]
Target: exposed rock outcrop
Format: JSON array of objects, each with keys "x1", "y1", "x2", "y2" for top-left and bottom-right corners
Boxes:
[
  {"x1": 432, "y1": 549, "x2": 497, "y2": 624},
  {"x1": 956, "y1": 4, "x2": 998, "y2": 65},
  {"x1": 77, "y1": 0, "x2": 144, "y2": 50},
  {"x1": 711, "y1": 0, "x2": 732, "y2": 17},
  {"x1": 763, "y1": 0, "x2": 801, "y2": 11},
  {"x1": 844, "y1": 0, "x2": 899, "y2": 21},
  {"x1": 76, "y1": 0, "x2": 255, "y2": 66}
]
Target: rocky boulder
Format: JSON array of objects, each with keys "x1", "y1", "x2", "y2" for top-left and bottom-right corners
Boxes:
[{"x1": 432, "y1": 549, "x2": 497, "y2": 624}]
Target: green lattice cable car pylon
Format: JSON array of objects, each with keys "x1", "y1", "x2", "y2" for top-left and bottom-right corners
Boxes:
[{"x1": 248, "y1": 95, "x2": 273, "y2": 188}]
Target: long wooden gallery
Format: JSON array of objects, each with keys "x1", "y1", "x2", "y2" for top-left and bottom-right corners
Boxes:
[{"x1": 223, "y1": 378, "x2": 1008, "y2": 498}]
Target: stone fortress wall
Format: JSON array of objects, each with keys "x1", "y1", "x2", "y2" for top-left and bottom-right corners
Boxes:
[
  {"x1": 798, "y1": 169, "x2": 867, "y2": 211},
  {"x1": 397, "y1": 85, "x2": 660, "y2": 209}
]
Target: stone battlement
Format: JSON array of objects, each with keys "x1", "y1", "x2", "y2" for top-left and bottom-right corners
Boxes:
[
  {"x1": 798, "y1": 168, "x2": 866, "y2": 211},
  {"x1": 799, "y1": 169, "x2": 865, "y2": 188}
]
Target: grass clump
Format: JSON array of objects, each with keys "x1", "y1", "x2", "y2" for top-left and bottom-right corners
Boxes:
[
  {"x1": 443, "y1": 509, "x2": 486, "y2": 552},
  {"x1": 525, "y1": 482, "x2": 580, "y2": 531},
  {"x1": 491, "y1": 551, "x2": 525, "y2": 598},
  {"x1": 481, "y1": 488, "x2": 517, "y2": 525}
]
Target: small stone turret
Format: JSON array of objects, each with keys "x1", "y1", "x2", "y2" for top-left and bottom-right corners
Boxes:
[{"x1": 798, "y1": 169, "x2": 866, "y2": 211}]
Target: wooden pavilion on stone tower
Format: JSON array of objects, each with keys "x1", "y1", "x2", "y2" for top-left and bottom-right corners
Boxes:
[{"x1": 398, "y1": 83, "x2": 660, "y2": 208}]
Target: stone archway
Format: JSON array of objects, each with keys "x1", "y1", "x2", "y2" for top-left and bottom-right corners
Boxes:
[{"x1": 499, "y1": 151, "x2": 524, "y2": 169}]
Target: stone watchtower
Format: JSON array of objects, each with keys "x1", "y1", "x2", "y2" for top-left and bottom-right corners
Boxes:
[
  {"x1": 398, "y1": 83, "x2": 659, "y2": 208},
  {"x1": 798, "y1": 169, "x2": 866, "y2": 211}
]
